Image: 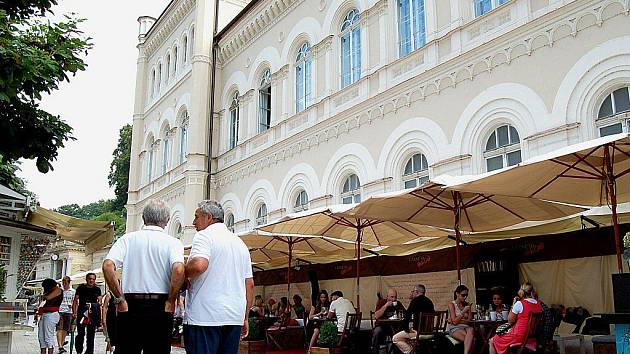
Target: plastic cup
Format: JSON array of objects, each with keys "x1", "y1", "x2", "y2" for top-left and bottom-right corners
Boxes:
[
  {"x1": 490, "y1": 311, "x2": 497, "y2": 321},
  {"x1": 502, "y1": 310, "x2": 509, "y2": 319}
]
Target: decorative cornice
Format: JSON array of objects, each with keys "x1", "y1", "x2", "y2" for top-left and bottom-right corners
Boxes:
[
  {"x1": 312, "y1": 35, "x2": 333, "y2": 59},
  {"x1": 214, "y1": 0, "x2": 628, "y2": 188},
  {"x1": 145, "y1": 0, "x2": 196, "y2": 58},
  {"x1": 192, "y1": 54, "x2": 212, "y2": 64}
]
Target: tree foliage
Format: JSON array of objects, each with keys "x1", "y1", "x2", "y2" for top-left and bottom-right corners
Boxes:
[
  {"x1": 108, "y1": 124, "x2": 131, "y2": 212},
  {"x1": 0, "y1": 0, "x2": 92, "y2": 173}
]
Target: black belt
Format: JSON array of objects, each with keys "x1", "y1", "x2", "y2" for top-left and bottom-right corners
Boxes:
[{"x1": 126, "y1": 293, "x2": 168, "y2": 300}]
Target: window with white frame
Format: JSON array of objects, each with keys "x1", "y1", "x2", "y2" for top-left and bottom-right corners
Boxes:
[
  {"x1": 402, "y1": 153, "x2": 429, "y2": 189},
  {"x1": 474, "y1": 0, "x2": 509, "y2": 17},
  {"x1": 190, "y1": 28, "x2": 195, "y2": 58},
  {"x1": 255, "y1": 204, "x2": 268, "y2": 226},
  {"x1": 162, "y1": 135, "x2": 170, "y2": 174},
  {"x1": 258, "y1": 69, "x2": 272, "y2": 132},
  {"x1": 147, "y1": 146, "x2": 154, "y2": 182},
  {"x1": 597, "y1": 86, "x2": 630, "y2": 137},
  {"x1": 225, "y1": 213, "x2": 235, "y2": 232},
  {"x1": 157, "y1": 63, "x2": 162, "y2": 92},
  {"x1": 341, "y1": 174, "x2": 361, "y2": 204},
  {"x1": 166, "y1": 54, "x2": 171, "y2": 82},
  {"x1": 173, "y1": 47, "x2": 178, "y2": 75},
  {"x1": 295, "y1": 43, "x2": 312, "y2": 113},
  {"x1": 340, "y1": 9, "x2": 361, "y2": 88},
  {"x1": 150, "y1": 69, "x2": 156, "y2": 98},
  {"x1": 398, "y1": 0, "x2": 426, "y2": 57},
  {"x1": 484, "y1": 124, "x2": 521, "y2": 172},
  {"x1": 183, "y1": 36, "x2": 188, "y2": 64},
  {"x1": 294, "y1": 190, "x2": 309, "y2": 212},
  {"x1": 176, "y1": 223, "x2": 183, "y2": 239},
  {"x1": 180, "y1": 126, "x2": 188, "y2": 163},
  {"x1": 229, "y1": 92, "x2": 239, "y2": 149}
]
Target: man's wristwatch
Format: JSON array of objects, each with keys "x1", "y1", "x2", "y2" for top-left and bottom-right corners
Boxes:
[{"x1": 113, "y1": 295, "x2": 125, "y2": 304}]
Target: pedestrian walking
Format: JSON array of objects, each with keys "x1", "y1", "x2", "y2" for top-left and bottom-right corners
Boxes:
[
  {"x1": 102, "y1": 199, "x2": 185, "y2": 354},
  {"x1": 72, "y1": 273, "x2": 102, "y2": 354},
  {"x1": 184, "y1": 200, "x2": 254, "y2": 354},
  {"x1": 56, "y1": 276, "x2": 75, "y2": 353},
  {"x1": 38, "y1": 278, "x2": 63, "y2": 354}
]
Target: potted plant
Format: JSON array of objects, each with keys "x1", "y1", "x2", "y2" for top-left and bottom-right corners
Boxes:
[
  {"x1": 239, "y1": 317, "x2": 266, "y2": 354},
  {"x1": 310, "y1": 320, "x2": 343, "y2": 354}
]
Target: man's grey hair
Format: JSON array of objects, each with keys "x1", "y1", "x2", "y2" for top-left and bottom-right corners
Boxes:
[
  {"x1": 198, "y1": 200, "x2": 224, "y2": 223},
  {"x1": 415, "y1": 284, "x2": 426, "y2": 295},
  {"x1": 142, "y1": 199, "x2": 171, "y2": 226}
]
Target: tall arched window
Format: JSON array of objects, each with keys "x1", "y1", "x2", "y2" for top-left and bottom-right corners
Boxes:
[
  {"x1": 484, "y1": 124, "x2": 521, "y2": 172},
  {"x1": 183, "y1": 36, "x2": 188, "y2": 64},
  {"x1": 474, "y1": 0, "x2": 509, "y2": 17},
  {"x1": 398, "y1": 0, "x2": 426, "y2": 56},
  {"x1": 341, "y1": 174, "x2": 361, "y2": 204},
  {"x1": 225, "y1": 213, "x2": 235, "y2": 232},
  {"x1": 180, "y1": 114, "x2": 189, "y2": 163},
  {"x1": 295, "y1": 43, "x2": 312, "y2": 113},
  {"x1": 162, "y1": 134, "x2": 170, "y2": 174},
  {"x1": 166, "y1": 54, "x2": 171, "y2": 82},
  {"x1": 150, "y1": 69, "x2": 156, "y2": 98},
  {"x1": 294, "y1": 190, "x2": 309, "y2": 212},
  {"x1": 157, "y1": 62, "x2": 162, "y2": 92},
  {"x1": 147, "y1": 145, "x2": 155, "y2": 182},
  {"x1": 190, "y1": 28, "x2": 195, "y2": 59},
  {"x1": 258, "y1": 69, "x2": 272, "y2": 132},
  {"x1": 176, "y1": 223, "x2": 183, "y2": 239},
  {"x1": 229, "y1": 92, "x2": 239, "y2": 149},
  {"x1": 402, "y1": 153, "x2": 429, "y2": 188},
  {"x1": 256, "y1": 204, "x2": 268, "y2": 226},
  {"x1": 597, "y1": 86, "x2": 630, "y2": 136},
  {"x1": 340, "y1": 9, "x2": 361, "y2": 88},
  {"x1": 173, "y1": 47, "x2": 178, "y2": 75}
]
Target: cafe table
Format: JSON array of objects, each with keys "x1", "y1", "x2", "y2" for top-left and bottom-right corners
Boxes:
[
  {"x1": 374, "y1": 318, "x2": 405, "y2": 333},
  {"x1": 469, "y1": 319, "x2": 507, "y2": 354}
]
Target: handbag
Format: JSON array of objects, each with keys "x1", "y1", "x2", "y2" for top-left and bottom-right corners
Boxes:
[{"x1": 495, "y1": 322, "x2": 512, "y2": 336}]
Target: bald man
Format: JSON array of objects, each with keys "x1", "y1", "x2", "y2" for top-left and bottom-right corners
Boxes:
[{"x1": 372, "y1": 289, "x2": 406, "y2": 353}]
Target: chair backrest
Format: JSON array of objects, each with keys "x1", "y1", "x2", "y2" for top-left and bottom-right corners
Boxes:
[
  {"x1": 416, "y1": 312, "x2": 448, "y2": 335},
  {"x1": 338, "y1": 312, "x2": 362, "y2": 346},
  {"x1": 515, "y1": 311, "x2": 543, "y2": 354},
  {"x1": 370, "y1": 310, "x2": 376, "y2": 329}
]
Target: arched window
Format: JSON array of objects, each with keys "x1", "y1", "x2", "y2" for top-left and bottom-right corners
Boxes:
[
  {"x1": 294, "y1": 190, "x2": 309, "y2": 212},
  {"x1": 183, "y1": 36, "x2": 188, "y2": 64},
  {"x1": 173, "y1": 47, "x2": 178, "y2": 75},
  {"x1": 258, "y1": 69, "x2": 272, "y2": 132},
  {"x1": 190, "y1": 28, "x2": 195, "y2": 59},
  {"x1": 295, "y1": 43, "x2": 312, "y2": 113},
  {"x1": 597, "y1": 86, "x2": 630, "y2": 137},
  {"x1": 398, "y1": 0, "x2": 426, "y2": 56},
  {"x1": 225, "y1": 213, "x2": 235, "y2": 232},
  {"x1": 402, "y1": 153, "x2": 429, "y2": 188},
  {"x1": 484, "y1": 124, "x2": 521, "y2": 172},
  {"x1": 176, "y1": 223, "x2": 183, "y2": 239},
  {"x1": 474, "y1": 0, "x2": 509, "y2": 17},
  {"x1": 147, "y1": 145, "x2": 154, "y2": 182},
  {"x1": 341, "y1": 174, "x2": 361, "y2": 204},
  {"x1": 255, "y1": 204, "x2": 268, "y2": 226},
  {"x1": 180, "y1": 113, "x2": 189, "y2": 163},
  {"x1": 162, "y1": 134, "x2": 170, "y2": 174},
  {"x1": 150, "y1": 69, "x2": 156, "y2": 98},
  {"x1": 229, "y1": 92, "x2": 239, "y2": 149},
  {"x1": 340, "y1": 9, "x2": 361, "y2": 88},
  {"x1": 166, "y1": 54, "x2": 171, "y2": 82},
  {"x1": 157, "y1": 62, "x2": 162, "y2": 92}
]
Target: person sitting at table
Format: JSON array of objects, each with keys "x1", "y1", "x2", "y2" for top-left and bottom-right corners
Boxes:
[
  {"x1": 489, "y1": 283, "x2": 543, "y2": 354},
  {"x1": 268, "y1": 297, "x2": 277, "y2": 315},
  {"x1": 292, "y1": 294, "x2": 305, "y2": 319},
  {"x1": 491, "y1": 289, "x2": 507, "y2": 317},
  {"x1": 447, "y1": 284, "x2": 475, "y2": 354},
  {"x1": 276, "y1": 296, "x2": 291, "y2": 317},
  {"x1": 307, "y1": 290, "x2": 330, "y2": 343},
  {"x1": 392, "y1": 284, "x2": 435, "y2": 354},
  {"x1": 249, "y1": 295, "x2": 265, "y2": 317},
  {"x1": 308, "y1": 290, "x2": 355, "y2": 350},
  {"x1": 372, "y1": 288, "x2": 406, "y2": 354}
]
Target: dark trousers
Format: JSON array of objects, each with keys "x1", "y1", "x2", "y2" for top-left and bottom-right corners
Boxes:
[
  {"x1": 114, "y1": 297, "x2": 173, "y2": 354},
  {"x1": 372, "y1": 325, "x2": 393, "y2": 353},
  {"x1": 183, "y1": 324, "x2": 242, "y2": 354},
  {"x1": 75, "y1": 320, "x2": 96, "y2": 354}
]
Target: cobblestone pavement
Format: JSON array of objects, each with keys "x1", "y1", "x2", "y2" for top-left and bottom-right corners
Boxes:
[{"x1": 11, "y1": 330, "x2": 186, "y2": 354}]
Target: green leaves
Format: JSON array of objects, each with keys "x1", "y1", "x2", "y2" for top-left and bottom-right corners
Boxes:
[{"x1": 108, "y1": 124, "x2": 131, "y2": 212}]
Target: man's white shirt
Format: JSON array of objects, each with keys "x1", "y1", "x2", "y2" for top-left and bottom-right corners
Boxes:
[
  {"x1": 105, "y1": 225, "x2": 184, "y2": 294},
  {"x1": 329, "y1": 297, "x2": 355, "y2": 332},
  {"x1": 185, "y1": 222, "x2": 253, "y2": 326},
  {"x1": 59, "y1": 288, "x2": 75, "y2": 313}
]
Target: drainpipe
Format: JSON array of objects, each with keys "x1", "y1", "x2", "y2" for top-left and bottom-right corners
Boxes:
[{"x1": 206, "y1": 0, "x2": 220, "y2": 199}]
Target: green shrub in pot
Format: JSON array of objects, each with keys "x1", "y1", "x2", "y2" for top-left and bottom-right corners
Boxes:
[{"x1": 317, "y1": 320, "x2": 338, "y2": 348}]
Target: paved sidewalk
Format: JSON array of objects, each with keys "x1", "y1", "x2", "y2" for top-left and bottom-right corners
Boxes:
[{"x1": 11, "y1": 330, "x2": 186, "y2": 354}]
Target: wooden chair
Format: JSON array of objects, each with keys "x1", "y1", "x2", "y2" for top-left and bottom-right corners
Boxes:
[
  {"x1": 338, "y1": 312, "x2": 362, "y2": 347},
  {"x1": 509, "y1": 311, "x2": 543, "y2": 354},
  {"x1": 413, "y1": 311, "x2": 448, "y2": 353},
  {"x1": 266, "y1": 312, "x2": 304, "y2": 350}
]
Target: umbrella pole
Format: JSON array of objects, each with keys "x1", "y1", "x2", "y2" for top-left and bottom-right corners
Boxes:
[
  {"x1": 287, "y1": 242, "x2": 293, "y2": 297},
  {"x1": 604, "y1": 145, "x2": 624, "y2": 273},
  {"x1": 356, "y1": 228, "x2": 362, "y2": 312},
  {"x1": 453, "y1": 192, "x2": 462, "y2": 283}
]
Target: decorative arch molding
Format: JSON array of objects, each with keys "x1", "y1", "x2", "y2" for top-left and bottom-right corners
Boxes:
[
  {"x1": 243, "y1": 179, "x2": 278, "y2": 221},
  {"x1": 221, "y1": 71, "x2": 248, "y2": 106},
  {"x1": 247, "y1": 46, "x2": 282, "y2": 87},
  {"x1": 176, "y1": 104, "x2": 190, "y2": 125},
  {"x1": 322, "y1": 0, "x2": 365, "y2": 35},
  {"x1": 552, "y1": 35, "x2": 630, "y2": 141},
  {"x1": 219, "y1": 192, "x2": 244, "y2": 222},
  {"x1": 280, "y1": 17, "x2": 323, "y2": 60},
  {"x1": 377, "y1": 117, "x2": 448, "y2": 183},
  {"x1": 175, "y1": 93, "x2": 192, "y2": 122},
  {"x1": 143, "y1": 133, "x2": 156, "y2": 152},
  {"x1": 168, "y1": 203, "x2": 185, "y2": 237},
  {"x1": 278, "y1": 163, "x2": 321, "y2": 210},
  {"x1": 159, "y1": 108, "x2": 175, "y2": 134},
  {"x1": 321, "y1": 143, "x2": 376, "y2": 197}
]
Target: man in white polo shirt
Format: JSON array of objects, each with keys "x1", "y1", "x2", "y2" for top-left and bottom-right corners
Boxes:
[
  {"x1": 102, "y1": 199, "x2": 185, "y2": 354},
  {"x1": 184, "y1": 200, "x2": 254, "y2": 354}
]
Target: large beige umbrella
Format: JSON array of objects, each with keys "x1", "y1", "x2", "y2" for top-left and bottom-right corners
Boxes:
[
  {"x1": 350, "y1": 178, "x2": 585, "y2": 280},
  {"x1": 259, "y1": 204, "x2": 447, "y2": 309},
  {"x1": 239, "y1": 229, "x2": 355, "y2": 295},
  {"x1": 449, "y1": 133, "x2": 630, "y2": 271}
]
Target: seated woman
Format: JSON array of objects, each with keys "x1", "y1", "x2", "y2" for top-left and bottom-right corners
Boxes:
[
  {"x1": 489, "y1": 283, "x2": 543, "y2": 354},
  {"x1": 308, "y1": 290, "x2": 330, "y2": 348},
  {"x1": 491, "y1": 289, "x2": 507, "y2": 317},
  {"x1": 292, "y1": 294, "x2": 305, "y2": 319},
  {"x1": 447, "y1": 285, "x2": 475, "y2": 354},
  {"x1": 249, "y1": 295, "x2": 265, "y2": 317}
]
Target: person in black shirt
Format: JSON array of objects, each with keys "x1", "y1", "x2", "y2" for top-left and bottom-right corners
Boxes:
[
  {"x1": 72, "y1": 273, "x2": 102, "y2": 354},
  {"x1": 372, "y1": 288, "x2": 406, "y2": 354},
  {"x1": 392, "y1": 284, "x2": 435, "y2": 354}
]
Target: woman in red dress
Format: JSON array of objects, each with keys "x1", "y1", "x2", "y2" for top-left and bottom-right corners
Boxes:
[{"x1": 489, "y1": 283, "x2": 542, "y2": 354}]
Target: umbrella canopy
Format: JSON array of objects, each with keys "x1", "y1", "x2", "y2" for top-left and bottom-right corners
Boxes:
[
  {"x1": 259, "y1": 204, "x2": 447, "y2": 309},
  {"x1": 350, "y1": 178, "x2": 585, "y2": 280},
  {"x1": 448, "y1": 133, "x2": 630, "y2": 270}
]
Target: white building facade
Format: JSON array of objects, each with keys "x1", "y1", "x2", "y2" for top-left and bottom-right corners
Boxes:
[{"x1": 127, "y1": 0, "x2": 630, "y2": 244}]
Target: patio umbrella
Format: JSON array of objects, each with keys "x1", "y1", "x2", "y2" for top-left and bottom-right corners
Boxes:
[
  {"x1": 259, "y1": 204, "x2": 448, "y2": 309},
  {"x1": 239, "y1": 229, "x2": 356, "y2": 296},
  {"x1": 349, "y1": 178, "x2": 585, "y2": 280},
  {"x1": 448, "y1": 133, "x2": 630, "y2": 271}
]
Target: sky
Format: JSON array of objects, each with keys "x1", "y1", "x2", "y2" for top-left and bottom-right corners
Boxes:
[{"x1": 19, "y1": 0, "x2": 170, "y2": 208}]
